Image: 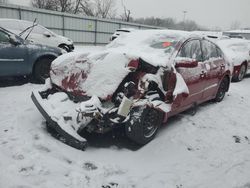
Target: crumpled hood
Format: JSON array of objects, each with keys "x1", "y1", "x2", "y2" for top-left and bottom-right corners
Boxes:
[{"x1": 50, "y1": 50, "x2": 134, "y2": 99}]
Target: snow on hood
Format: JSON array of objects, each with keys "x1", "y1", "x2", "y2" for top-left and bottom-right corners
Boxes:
[
  {"x1": 216, "y1": 38, "x2": 250, "y2": 66},
  {"x1": 51, "y1": 50, "x2": 132, "y2": 99}
]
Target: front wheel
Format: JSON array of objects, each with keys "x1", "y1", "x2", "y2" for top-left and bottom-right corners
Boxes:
[
  {"x1": 214, "y1": 77, "x2": 229, "y2": 102},
  {"x1": 125, "y1": 106, "x2": 163, "y2": 145},
  {"x1": 33, "y1": 57, "x2": 55, "y2": 84}
]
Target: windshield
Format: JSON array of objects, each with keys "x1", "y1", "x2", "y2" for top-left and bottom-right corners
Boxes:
[
  {"x1": 105, "y1": 30, "x2": 192, "y2": 67},
  {"x1": 107, "y1": 30, "x2": 185, "y2": 55}
]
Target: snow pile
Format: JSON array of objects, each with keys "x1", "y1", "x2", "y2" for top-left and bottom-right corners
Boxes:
[
  {"x1": 216, "y1": 38, "x2": 250, "y2": 66},
  {"x1": 1, "y1": 78, "x2": 250, "y2": 187}
]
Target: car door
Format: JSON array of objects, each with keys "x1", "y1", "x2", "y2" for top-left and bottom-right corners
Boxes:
[
  {"x1": 0, "y1": 30, "x2": 28, "y2": 76},
  {"x1": 201, "y1": 40, "x2": 225, "y2": 100},
  {"x1": 172, "y1": 39, "x2": 206, "y2": 111}
]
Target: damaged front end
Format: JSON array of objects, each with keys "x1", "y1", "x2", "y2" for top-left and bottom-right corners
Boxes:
[{"x1": 31, "y1": 58, "x2": 171, "y2": 150}]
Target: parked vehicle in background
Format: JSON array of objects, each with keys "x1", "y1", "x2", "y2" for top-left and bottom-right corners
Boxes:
[
  {"x1": 216, "y1": 38, "x2": 250, "y2": 81},
  {"x1": 110, "y1": 28, "x2": 136, "y2": 41},
  {"x1": 32, "y1": 30, "x2": 231, "y2": 150},
  {"x1": 0, "y1": 19, "x2": 74, "y2": 52},
  {"x1": 0, "y1": 27, "x2": 62, "y2": 83},
  {"x1": 223, "y1": 29, "x2": 250, "y2": 40}
]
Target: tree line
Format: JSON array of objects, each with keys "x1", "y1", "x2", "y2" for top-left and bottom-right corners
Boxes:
[{"x1": 31, "y1": 0, "x2": 205, "y2": 31}]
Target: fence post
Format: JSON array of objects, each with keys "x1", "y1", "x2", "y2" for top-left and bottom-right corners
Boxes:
[
  {"x1": 62, "y1": 14, "x2": 65, "y2": 36},
  {"x1": 94, "y1": 19, "x2": 97, "y2": 46},
  {"x1": 18, "y1": 7, "x2": 21, "y2": 20}
]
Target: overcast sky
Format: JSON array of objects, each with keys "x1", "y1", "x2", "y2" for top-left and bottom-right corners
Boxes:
[{"x1": 8, "y1": 0, "x2": 250, "y2": 30}]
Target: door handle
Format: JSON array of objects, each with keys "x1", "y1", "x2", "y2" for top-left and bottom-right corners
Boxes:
[
  {"x1": 220, "y1": 64, "x2": 225, "y2": 70},
  {"x1": 200, "y1": 71, "x2": 206, "y2": 78}
]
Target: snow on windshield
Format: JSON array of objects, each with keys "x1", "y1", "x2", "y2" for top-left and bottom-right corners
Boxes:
[{"x1": 106, "y1": 29, "x2": 193, "y2": 67}]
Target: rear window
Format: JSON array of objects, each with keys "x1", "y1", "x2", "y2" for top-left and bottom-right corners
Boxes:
[{"x1": 202, "y1": 40, "x2": 221, "y2": 60}]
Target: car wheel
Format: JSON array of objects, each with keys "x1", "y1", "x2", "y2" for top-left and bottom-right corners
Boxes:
[
  {"x1": 59, "y1": 44, "x2": 70, "y2": 52},
  {"x1": 233, "y1": 64, "x2": 247, "y2": 82},
  {"x1": 125, "y1": 106, "x2": 163, "y2": 145},
  {"x1": 33, "y1": 57, "x2": 55, "y2": 84},
  {"x1": 214, "y1": 77, "x2": 229, "y2": 102}
]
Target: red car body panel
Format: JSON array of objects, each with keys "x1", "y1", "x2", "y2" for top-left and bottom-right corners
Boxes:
[{"x1": 50, "y1": 38, "x2": 231, "y2": 122}]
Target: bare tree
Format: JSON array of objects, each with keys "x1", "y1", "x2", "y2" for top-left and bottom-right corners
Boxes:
[
  {"x1": 120, "y1": 0, "x2": 131, "y2": 22},
  {"x1": 133, "y1": 17, "x2": 204, "y2": 31},
  {"x1": 0, "y1": 0, "x2": 8, "y2": 4},
  {"x1": 32, "y1": 0, "x2": 58, "y2": 10},
  {"x1": 93, "y1": 0, "x2": 116, "y2": 18},
  {"x1": 230, "y1": 21, "x2": 241, "y2": 30},
  {"x1": 32, "y1": 0, "x2": 116, "y2": 18},
  {"x1": 79, "y1": 0, "x2": 95, "y2": 16}
]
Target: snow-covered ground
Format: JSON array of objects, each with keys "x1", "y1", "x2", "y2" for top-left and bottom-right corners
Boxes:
[{"x1": 1, "y1": 77, "x2": 250, "y2": 188}]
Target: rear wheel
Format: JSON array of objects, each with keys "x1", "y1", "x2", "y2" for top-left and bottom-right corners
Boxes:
[
  {"x1": 214, "y1": 77, "x2": 229, "y2": 102},
  {"x1": 33, "y1": 57, "x2": 55, "y2": 84},
  {"x1": 233, "y1": 64, "x2": 247, "y2": 82},
  {"x1": 125, "y1": 106, "x2": 163, "y2": 145}
]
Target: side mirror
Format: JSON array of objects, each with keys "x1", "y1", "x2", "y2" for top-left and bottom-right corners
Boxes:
[
  {"x1": 175, "y1": 60, "x2": 198, "y2": 68},
  {"x1": 43, "y1": 31, "x2": 51, "y2": 38},
  {"x1": 9, "y1": 35, "x2": 21, "y2": 46}
]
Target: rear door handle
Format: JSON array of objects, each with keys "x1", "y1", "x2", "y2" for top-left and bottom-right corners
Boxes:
[{"x1": 220, "y1": 64, "x2": 225, "y2": 70}]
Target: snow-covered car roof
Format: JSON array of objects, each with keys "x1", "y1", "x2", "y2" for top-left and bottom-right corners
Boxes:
[{"x1": 107, "y1": 29, "x2": 199, "y2": 67}]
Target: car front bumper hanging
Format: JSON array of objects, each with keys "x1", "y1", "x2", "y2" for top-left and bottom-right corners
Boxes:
[{"x1": 31, "y1": 91, "x2": 87, "y2": 150}]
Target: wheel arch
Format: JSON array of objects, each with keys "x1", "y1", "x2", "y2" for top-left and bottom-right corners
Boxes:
[
  {"x1": 31, "y1": 54, "x2": 57, "y2": 75},
  {"x1": 221, "y1": 73, "x2": 230, "y2": 92},
  {"x1": 242, "y1": 60, "x2": 248, "y2": 69},
  {"x1": 58, "y1": 43, "x2": 67, "y2": 48}
]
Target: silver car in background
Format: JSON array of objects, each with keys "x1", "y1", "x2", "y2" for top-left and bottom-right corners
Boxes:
[{"x1": 0, "y1": 18, "x2": 74, "y2": 52}]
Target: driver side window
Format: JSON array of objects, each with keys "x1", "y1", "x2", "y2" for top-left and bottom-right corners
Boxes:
[
  {"x1": 177, "y1": 40, "x2": 202, "y2": 61},
  {"x1": 0, "y1": 30, "x2": 10, "y2": 43}
]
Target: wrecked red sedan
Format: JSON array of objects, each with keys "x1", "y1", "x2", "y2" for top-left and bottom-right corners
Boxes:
[{"x1": 31, "y1": 30, "x2": 231, "y2": 150}]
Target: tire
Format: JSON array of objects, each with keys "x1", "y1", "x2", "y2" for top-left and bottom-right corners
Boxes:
[
  {"x1": 59, "y1": 44, "x2": 70, "y2": 52},
  {"x1": 233, "y1": 64, "x2": 247, "y2": 82},
  {"x1": 214, "y1": 77, "x2": 229, "y2": 102},
  {"x1": 33, "y1": 57, "x2": 55, "y2": 84},
  {"x1": 125, "y1": 106, "x2": 163, "y2": 145}
]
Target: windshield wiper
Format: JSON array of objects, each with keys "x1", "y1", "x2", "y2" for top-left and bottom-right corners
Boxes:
[{"x1": 19, "y1": 18, "x2": 38, "y2": 40}]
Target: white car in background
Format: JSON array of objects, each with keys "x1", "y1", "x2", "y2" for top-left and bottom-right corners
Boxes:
[
  {"x1": 195, "y1": 32, "x2": 250, "y2": 82},
  {"x1": 0, "y1": 18, "x2": 74, "y2": 52},
  {"x1": 216, "y1": 38, "x2": 250, "y2": 81}
]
